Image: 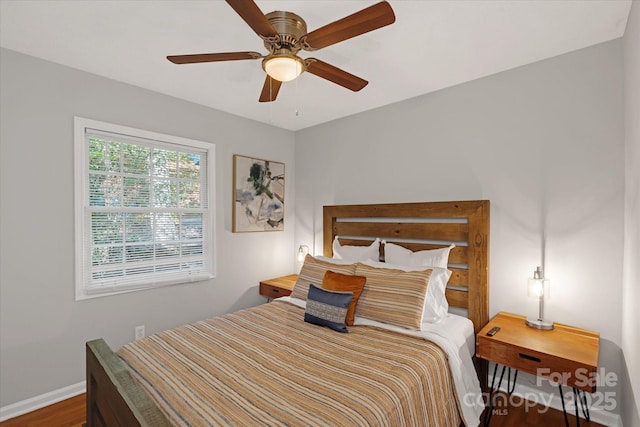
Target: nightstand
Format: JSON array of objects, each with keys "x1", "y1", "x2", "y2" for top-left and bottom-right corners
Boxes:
[
  {"x1": 259, "y1": 274, "x2": 298, "y2": 300},
  {"x1": 476, "y1": 312, "x2": 599, "y2": 427}
]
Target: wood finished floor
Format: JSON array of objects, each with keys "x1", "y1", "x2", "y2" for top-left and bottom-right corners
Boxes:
[
  {"x1": 483, "y1": 392, "x2": 606, "y2": 427},
  {"x1": 0, "y1": 392, "x2": 606, "y2": 427},
  {"x1": 0, "y1": 394, "x2": 85, "y2": 427}
]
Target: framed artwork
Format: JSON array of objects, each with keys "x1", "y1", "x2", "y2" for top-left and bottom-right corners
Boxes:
[{"x1": 233, "y1": 154, "x2": 285, "y2": 232}]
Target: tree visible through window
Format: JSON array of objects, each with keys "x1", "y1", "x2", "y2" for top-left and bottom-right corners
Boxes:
[{"x1": 74, "y1": 117, "x2": 215, "y2": 300}]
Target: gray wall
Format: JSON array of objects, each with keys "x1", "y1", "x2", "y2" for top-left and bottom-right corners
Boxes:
[
  {"x1": 622, "y1": 2, "x2": 640, "y2": 426},
  {"x1": 0, "y1": 48, "x2": 296, "y2": 406},
  {"x1": 295, "y1": 39, "x2": 625, "y2": 415}
]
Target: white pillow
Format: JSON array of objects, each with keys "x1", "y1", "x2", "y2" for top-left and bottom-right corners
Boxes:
[
  {"x1": 360, "y1": 259, "x2": 451, "y2": 324},
  {"x1": 421, "y1": 267, "x2": 451, "y2": 323},
  {"x1": 384, "y1": 242, "x2": 455, "y2": 269},
  {"x1": 333, "y1": 237, "x2": 380, "y2": 262}
]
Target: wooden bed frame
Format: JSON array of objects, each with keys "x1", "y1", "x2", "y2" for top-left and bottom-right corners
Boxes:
[{"x1": 86, "y1": 200, "x2": 490, "y2": 426}]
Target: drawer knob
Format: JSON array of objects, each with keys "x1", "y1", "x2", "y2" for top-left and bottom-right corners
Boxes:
[{"x1": 518, "y1": 353, "x2": 541, "y2": 363}]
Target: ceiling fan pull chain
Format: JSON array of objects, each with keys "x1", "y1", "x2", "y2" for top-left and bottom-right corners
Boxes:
[{"x1": 295, "y1": 76, "x2": 299, "y2": 117}]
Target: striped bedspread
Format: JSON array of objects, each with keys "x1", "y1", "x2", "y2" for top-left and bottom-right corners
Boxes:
[{"x1": 117, "y1": 300, "x2": 462, "y2": 426}]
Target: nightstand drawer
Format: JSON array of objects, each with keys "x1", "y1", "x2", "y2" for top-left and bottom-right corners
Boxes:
[
  {"x1": 259, "y1": 282, "x2": 293, "y2": 299},
  {"x1": 478, "y1": 339, "x2": 596, "y2": 392}
]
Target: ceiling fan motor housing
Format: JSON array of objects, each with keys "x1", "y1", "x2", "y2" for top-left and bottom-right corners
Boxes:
[{"x1": 263, "y1": 11, "x2": 307, "y2": 54}]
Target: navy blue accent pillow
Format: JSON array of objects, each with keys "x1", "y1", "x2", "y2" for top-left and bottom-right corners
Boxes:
[{"x1": 304, "y1": 284, "x2": 353, "y2": 333}]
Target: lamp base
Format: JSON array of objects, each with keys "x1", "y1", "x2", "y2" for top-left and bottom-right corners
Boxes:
[{"x1": 526, "y1": 317, "x2": 554, "y2": 330}]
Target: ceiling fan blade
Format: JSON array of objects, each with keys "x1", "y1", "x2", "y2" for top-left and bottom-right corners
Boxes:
[
  {"x1": 259, "y1": 76, "x2": 282, "y2": 102},
  {"x1": 302, "y1": 1, "x2": 395, "y2": 50},
  {"x1": 167, "y1": 52, "x2": 262, "y2": 64},
  {"x1": 226, "y1": 0, "x2": 278, "y2": 38},
  {"x1": 305, "y1": 59, "x2": 368, "y2": 92}
]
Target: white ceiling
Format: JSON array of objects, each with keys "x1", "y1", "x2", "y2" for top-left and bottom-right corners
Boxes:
[{"x1": 0, "y1": 0, "x2": 632, "y2": 131}]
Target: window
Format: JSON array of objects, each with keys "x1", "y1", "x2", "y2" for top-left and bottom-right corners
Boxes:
[{"x1": 74, "y1": 117, "x2": 215, "y2": 300}]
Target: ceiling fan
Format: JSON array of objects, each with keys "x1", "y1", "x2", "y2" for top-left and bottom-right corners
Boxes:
[{"x1": 167, "y1": 0, "x2": 396, "y2": 102}]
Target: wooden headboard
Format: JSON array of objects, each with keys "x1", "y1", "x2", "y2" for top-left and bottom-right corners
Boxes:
[{"x1": 323, "y1": 200, "x2": 490, "y2": 334}]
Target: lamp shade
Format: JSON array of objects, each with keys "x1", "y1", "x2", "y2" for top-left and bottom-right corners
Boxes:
[
  {"x1": 527, "y1": 276, "x2": 550, "y2": 299},
  {"x1": 263, "y1": 55, "x2": 304, "y2": 82},
  {"x1": 526, "y1": 266, "x2": 553, "y2": 330},
  {"x1": 297, "y1": 245, "x2": 309, "y2": 262}
]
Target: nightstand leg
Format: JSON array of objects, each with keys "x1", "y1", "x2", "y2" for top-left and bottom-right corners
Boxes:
[
  {"x1": 559, "y1": 385, "x2": 592, "y2": 427},
  {"x1": 484, "y1": 363, "x2": 507, "y2": 427},
  {"x1": 572, "y1": 387, "x2": 590, "y2": 423},
  {"x1": 559, "y1": 384, "x2": 570, "y2": 427},
  {"x1": 573, "y1": 388, "x2": 581, "y2": 427},
  {"x1": 506, "y1": 368, "x2": 518, "y2": 395},
  {"x1": 557, "y1": 386, "x2": 592, "y2": 427},
  {"x1": 575, "y1": 388, "x2": 590, "y2": 421}
]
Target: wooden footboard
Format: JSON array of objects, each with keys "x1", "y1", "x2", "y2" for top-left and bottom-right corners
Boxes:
[{"x1": 86, "y1": 339, "x2": 170, "y2": 427}]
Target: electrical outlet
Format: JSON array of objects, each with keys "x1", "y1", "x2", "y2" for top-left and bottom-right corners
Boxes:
[{"x1": 135, "y1": 325, "x2": 145, "y2": 340}]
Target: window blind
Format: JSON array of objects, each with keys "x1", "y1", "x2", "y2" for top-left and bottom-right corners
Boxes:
[{"x1": 76, "y1": 120, "x2": 214, "y2": 297}]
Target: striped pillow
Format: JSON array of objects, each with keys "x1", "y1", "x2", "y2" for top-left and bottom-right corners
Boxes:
[
  {"x1": 290, "y1": 255, "x2": 357, "y2": 301},
  {"x1": 354, "y1": 263, "x2": 432, "y2": 330}
]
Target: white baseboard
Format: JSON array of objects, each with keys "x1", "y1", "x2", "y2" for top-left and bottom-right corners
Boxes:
[
  {"x1": 495, "y1": 382, "x2": 622, "y2": 427},
  {"x1": 0, "y1": 381, "x2": 86, "y2": 422}
]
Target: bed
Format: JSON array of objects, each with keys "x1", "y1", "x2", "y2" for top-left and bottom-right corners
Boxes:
[{"x1": 86, "y1": 200, "x2": 490, "y2": 426}]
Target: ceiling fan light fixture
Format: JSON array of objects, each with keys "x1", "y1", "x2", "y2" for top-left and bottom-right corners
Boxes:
[{"x1": 263, "y1": 54, "x2": 304, "y2": 82}]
